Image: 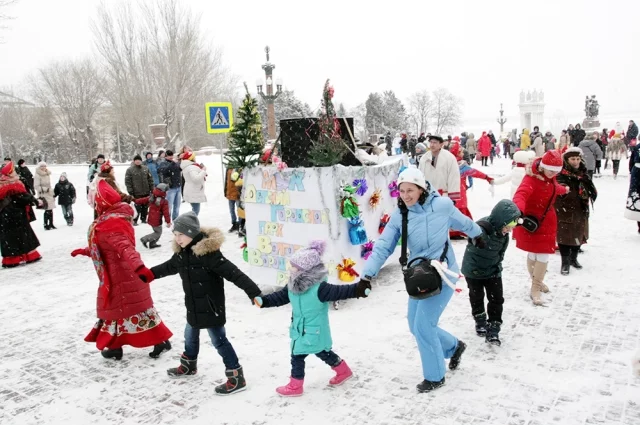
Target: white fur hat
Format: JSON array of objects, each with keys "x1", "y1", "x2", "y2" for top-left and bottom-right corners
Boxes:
[
  {"x1": 562, "y1": 147, "x2": 583, "y2": 158},
  {"x1": 37, "y1": 161, "x2": 47, "y2": 168},
  {"x1": 513, "y1": 150, "x2": 535, "y2": 164}
]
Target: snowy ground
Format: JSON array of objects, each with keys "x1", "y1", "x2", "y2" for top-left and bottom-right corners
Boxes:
[{"x1": 1, "y1": 153, "x2": 639, "y2": 425}]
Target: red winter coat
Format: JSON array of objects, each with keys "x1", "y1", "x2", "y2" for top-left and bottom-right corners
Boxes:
[
  {"x1": 512, "y1": 159, "x2": 569, "y2": 253},
  {"x1": 478, "y1": 134, "x2": 492, "y2": 157},
  {"x1": 93, "y1": 203, "x2": 154, "y2": 320},
  {"x1": 134, "y1": 189, "x2": 170, "y2": 227}
]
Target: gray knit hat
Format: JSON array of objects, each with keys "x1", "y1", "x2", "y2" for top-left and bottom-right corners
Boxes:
[{"x1": 173, "y1": 211, "x2": 200, "y2": 237}]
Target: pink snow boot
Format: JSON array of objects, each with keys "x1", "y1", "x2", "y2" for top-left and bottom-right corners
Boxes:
[
  {"x1": 329, "y1": 360, "x2": 353, "y2": 386},
  {"x1": 276, "y1": 377, "x2": 304, "y2": 397}
]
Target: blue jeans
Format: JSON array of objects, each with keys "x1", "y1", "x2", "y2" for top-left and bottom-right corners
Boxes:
[
  {"x1": 166, "y1": 187, "x2": 182, "y2": 221},
  {"x1": 290, "y1": 350, "x2": 341, "y2": 379},
  {"x1": 407, "y1": 284, "x2": 458, "y2": 381},
  {"x1": 228, "y1": 199, "x2": 237, "y2": 225},
  {"x1": 190, "y1": 203, "x2": 200, "y2": 216},
  {"x1": 183, "y1": 323, "x2": 240, "y2": 370}
]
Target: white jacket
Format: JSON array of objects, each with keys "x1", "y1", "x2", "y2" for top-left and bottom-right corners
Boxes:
[
  {"x1": 418, "y1": 149, "x2": 461, "y2": 200},
  {"x1": 493, "y1": 150, "x2": 535, "y2": 197},
  {"x1": 180, "y1": 160, "x2": 207, "y2": 203}
]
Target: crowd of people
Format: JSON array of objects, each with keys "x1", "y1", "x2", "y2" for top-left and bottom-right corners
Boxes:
[{"x1": 1, "y1": 117, "x2": 639, "y2": 399}]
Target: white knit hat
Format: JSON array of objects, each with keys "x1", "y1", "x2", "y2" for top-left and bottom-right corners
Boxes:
[{"x1": 397, "y1": 167, "x2": 427, "y2": 191}]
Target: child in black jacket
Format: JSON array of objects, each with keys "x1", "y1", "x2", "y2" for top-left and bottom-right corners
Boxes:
[
  {"x1": 53, "y1": 172, "x2": 76, "y2": 226},
  {"x1": 148, "y1": 211, "x2": 262, "y2": 396}
]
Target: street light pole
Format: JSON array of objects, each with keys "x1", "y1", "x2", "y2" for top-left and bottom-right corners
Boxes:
[
  {"x1": 497, "y1": 103, "x2": 508, "y2": 133},
  {"x1": 256, "y1": 46, "x2": 282, "y2": 140}
]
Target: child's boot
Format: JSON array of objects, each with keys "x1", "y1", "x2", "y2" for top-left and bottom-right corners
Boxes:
[
  {"x1": 474, "y1": 312, "x2": 487, "y2": 337},
  {"x1": 215, "y1": 366, "x2": 246, "y2": 395},
  {"x1": 417, "y1": 377, "x2": 445, "y2": 393},
  {"x1": 167, "y1": 354, "x2": 197, "y2": 378},
  {"x1": 276, "y1": 377, "x2": 304, "y2": 397},
  {"x1": 140, "y1": 237, "x2": 149, "y2": 248},
  {"x1": 485, "y1": 321, "x2": 501, "y2": 346},
  {"x1": 329, "y1": 360, "x2": 353, "y2": 386},
  {"x1": 149, "y1": 241, "x2": 161, "y2": 249}
]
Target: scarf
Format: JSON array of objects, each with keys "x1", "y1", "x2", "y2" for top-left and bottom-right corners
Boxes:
[
  {"x1": 87, "y1": 209, "x2": 134, "y2": 307},
  {"x1": 560, "y1": 165, "x2": 598, "y2": 209}
]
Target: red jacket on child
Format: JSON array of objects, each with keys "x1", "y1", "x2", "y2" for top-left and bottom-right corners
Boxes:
[{"x1": 134, "y1": 188, "x2": 171, "y2": 227}]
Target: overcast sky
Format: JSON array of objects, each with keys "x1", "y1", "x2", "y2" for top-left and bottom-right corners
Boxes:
[{"x1": 1, "y1": 0, "x2": 639, "y2": 131}]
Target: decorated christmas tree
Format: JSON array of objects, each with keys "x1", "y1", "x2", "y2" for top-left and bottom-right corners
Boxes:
[
  {"x1": 308, "y1": 79, "x2": 347, "y2": 167},
  {"x1": 224, "y1": 83, "x2": 264, "y2": 169}
]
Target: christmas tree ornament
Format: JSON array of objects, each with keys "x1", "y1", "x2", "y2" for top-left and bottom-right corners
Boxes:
[
  {"x1": 389, "y1": 180, "x2": 399, "y2": 198},
  {"x1": 339, "y1": 184, "x2": 360, "y2": 218},
  {"x1": 337, "y1": 258, "x2": 360, "y2": 282},
  {"x1": 348, "y1": 216, "x2": 367, "y2": 245},
  {"x1": 369, "y1": 189, "x2": 382, "y2": 209},
  {"x1": 353, "y1": 178, "x2": 368, "y2": 196},
  {"x1": 361, "y1": 240, "x2": 375, "y2": 260},
  {"x1": 378, "y1": 213, "x2": 390, "y2": 234}
]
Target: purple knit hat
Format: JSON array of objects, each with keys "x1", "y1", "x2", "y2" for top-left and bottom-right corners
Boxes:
[{"x1": 289, "y1": 240, "x2": 326, "y2": 271}]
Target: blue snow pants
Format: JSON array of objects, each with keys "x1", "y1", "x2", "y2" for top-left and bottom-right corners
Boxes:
[{"x1": 407, "y1": 283, "x2": 459, "y2": 382}]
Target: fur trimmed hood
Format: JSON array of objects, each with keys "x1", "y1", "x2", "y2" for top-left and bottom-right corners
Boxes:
[
  {"x1": 172, "y1": 227, "x2": 225, "y2": 256},
  {"x1": 288, "y1": 264, "x2": 328, "y2": 294}
]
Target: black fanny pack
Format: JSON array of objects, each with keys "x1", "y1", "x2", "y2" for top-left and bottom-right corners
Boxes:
[{"x1": 400, "y1": 207, "x2": 448, "y2": 300}]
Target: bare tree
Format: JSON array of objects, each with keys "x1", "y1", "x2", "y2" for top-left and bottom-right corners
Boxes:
[
  {"x1": 29, "y1": 59, "x2": 105, "y2": 161},
  {"x1": 408, "y1": 90, "x2": 432, "y2": 135},
  {"x1": 0, "y1": 0, "x2": 18, "y2": 41},
  {"x1": 431, "y1": 87, "x2": 462, "y2": 134}
]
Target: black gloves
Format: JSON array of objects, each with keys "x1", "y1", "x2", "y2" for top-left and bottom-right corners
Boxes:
[{"x1": 355, "y1": 279, "x2": 372, "y2": 298}]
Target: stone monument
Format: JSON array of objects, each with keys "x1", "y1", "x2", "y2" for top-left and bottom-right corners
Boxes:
[
  {"x1": 582, "y1": 95, "x2": 600, "y2": 129},
  {"x1": 519, "y1": 89, "x2": 545, "y2": 131}
]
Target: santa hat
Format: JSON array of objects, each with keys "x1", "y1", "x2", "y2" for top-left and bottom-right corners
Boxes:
[
  {"x1": 100, "y1": 160, "x2": 113, "y2": 173},
  {"x1": 609, "y1": 129, "x2": 616, "y2": 139},
  {"x1": 1, "y1": 161, "x2": 14, "y2": 176},
  {"x1": 95, "y1": 179, "x2": 121, "y2": 214},
  {"x1": 563, "y1": 147, "x2": 583, "y2": 159},
  {"x1": 540, "y1": 150, "x2": 563, "y2": 172},
  {"x1": 181, "y1": 151, "x2": 196, "y2": 162},
  {"x1": 289, "y1": 240, "x2": 326, "y2": 271}
]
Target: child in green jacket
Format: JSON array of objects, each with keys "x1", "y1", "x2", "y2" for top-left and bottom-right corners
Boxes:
[
  {"x1": 253, "y1": 240, "x2": 371, "y2": 397},
  {"x1": 461, "y1": 199, "x2": 521, "y2": 346}
]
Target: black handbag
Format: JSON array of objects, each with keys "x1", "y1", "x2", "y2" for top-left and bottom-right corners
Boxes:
[
  {"x1": 522, "y1": 184, "x2": 555, "y2": 233},
  {"x1": 399, "y1": 207, "x2": 448, "y2": 300}
]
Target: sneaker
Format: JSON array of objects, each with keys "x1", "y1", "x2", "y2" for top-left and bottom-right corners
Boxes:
[{"x1": 417, "y1": 378, "x2": 445, "y2": 393}]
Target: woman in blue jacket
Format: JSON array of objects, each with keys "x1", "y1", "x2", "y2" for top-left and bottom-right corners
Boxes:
[{"x1": 361, "y1": 167, "x2": 482, "y2": 393}]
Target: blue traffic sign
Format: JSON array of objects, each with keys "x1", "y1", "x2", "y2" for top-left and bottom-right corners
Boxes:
[{"x1": 205, "y1": 102, "x2": 233, "y2": 134}]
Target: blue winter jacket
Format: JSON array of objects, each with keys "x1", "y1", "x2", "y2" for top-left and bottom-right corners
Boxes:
[
  {"x1": 261, "y1": 274, "x2": 358, "y2": 355},
  {"x1": 363, "y1": 191, "x2": 482, "y2": 278},
  {"x1": 146, "y1": 158, "x2": 159, "y2": 186}
]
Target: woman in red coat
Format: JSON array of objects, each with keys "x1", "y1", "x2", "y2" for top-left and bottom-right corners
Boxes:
[
  {"x1": 477, "y1": 132, "x2": 492, "y2": 167},
  {"x1": 72, "y1": 179, "x2": 172, "y2": 360},
  {"x1": 512, "y1": 150, "x2": 569, "y2": 306}
]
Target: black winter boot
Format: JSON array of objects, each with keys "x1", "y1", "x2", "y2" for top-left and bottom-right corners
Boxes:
[
  {"x1": 485, "y1": 321, "x2": 501, "y2": 346},
  {"x1": 215, "y1": 366, "x2": 247, "y2": 395},
  {"x1": 44, "y1": 211, "x2": 51, "y2": 230},
  {"x1": 449, "y1": 340, "x2": 467, "y2": 370},
  {"x1": 417, "y1": 378, "x2": 445, "y2": 393},
  {"x1": 474, "y1": 312, "x2": 487, "y2": 337},
  {"x1": 140, "y1": 238, "x2": 149, "y2": 248},
  {"x1": 228, "y1": 222, "x2": 239, "y2": 233},
  {"x1": 149, "y1": 241, "x2": 161, "y2": 249},
  {"x1": 48, "y1": 211, "x2": 57, "y2": 229},
  {"x1": 561, "y1": 255, "x2": 570, "y2": 275},
  {"x1": 149, "y1": 340, "x2": 171, "y2": 358},
  {"x1": 570, "y1": 247, "x2": 582, "y2": 269},
  {"x1": 167, "y1": 354, "x2": 198, "y2": 378},
  {"x1": 101, "y1": 348, "x2": 123, "y2": 360}
]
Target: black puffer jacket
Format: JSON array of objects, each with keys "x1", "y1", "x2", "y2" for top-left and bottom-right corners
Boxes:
[
  {"x1": 151, "y1": 228, "x2": 261, "y2": 328},
  {"x1": 54, "y1": 179, "x2": 76, "y2": 206}
]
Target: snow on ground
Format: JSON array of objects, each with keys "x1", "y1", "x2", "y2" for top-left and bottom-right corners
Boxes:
[{"x1": 1, "y1": 153, "x2": 639, "y2": 425}]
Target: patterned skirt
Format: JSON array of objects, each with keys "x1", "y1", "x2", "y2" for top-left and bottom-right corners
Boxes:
[{"x1": 85, "y1": 307, "x2": 173, "y2": 350}]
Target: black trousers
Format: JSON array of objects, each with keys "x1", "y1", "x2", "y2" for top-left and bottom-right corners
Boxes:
[
  {"x1": 466, "y1": 277, "x2": 504, "y2": 323},
  {"x1": 612, "y1": 159, "x2": 620, "y2": 175},
  {"x1": 134, "y1": 196, "x2": 149, "y2": 223}
]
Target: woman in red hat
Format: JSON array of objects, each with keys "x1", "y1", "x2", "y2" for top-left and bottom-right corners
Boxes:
[
  {"x1": 72, "y1": 179, "x2": 172, "y2": 360},
  {"x1": 0, "y1": 162, "x2": 43, "y2": 268},
  {"x1": 512, "y1": 150, "x2": 569, "y2": 306}
]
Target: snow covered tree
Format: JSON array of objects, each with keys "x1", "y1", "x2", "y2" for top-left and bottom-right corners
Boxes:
[
  {"x1": 224, "y1": 84, "x2": 264, "y2": 170},
  {"x1": 364, "y1": 90, "x2": 407, "y2": 136},
  {"x1": 337, "y1": 103, "x2": 347, "y2": 118},
  {"x1": 308, "y1": 79, "x2": 347, "y2": 167},
  {"x1": 432, "y1": 87, "x2": 463, "y2": 134},
  {"x1": 365, "y1": 92, "x2": 384, "y2": 135},
  {"x1": 258, "y1": 89, "x2": 313, "y2": 139},
  {"x1": 408, "y1": 90, "x2": 432, "y2": 135}
]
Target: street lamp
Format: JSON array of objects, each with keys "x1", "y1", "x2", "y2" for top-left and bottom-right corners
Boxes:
[
  {"x1": 257, "y1": 46, "x2": 283, "y2": 140},
  {"x1": 497, "y1": 103, "x2": 507, "y2": 133}
]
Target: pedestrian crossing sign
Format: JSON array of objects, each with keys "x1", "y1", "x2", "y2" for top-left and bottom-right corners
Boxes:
[{"x1": 205, "y1": 102, "x2": 233, "y2": 134}]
